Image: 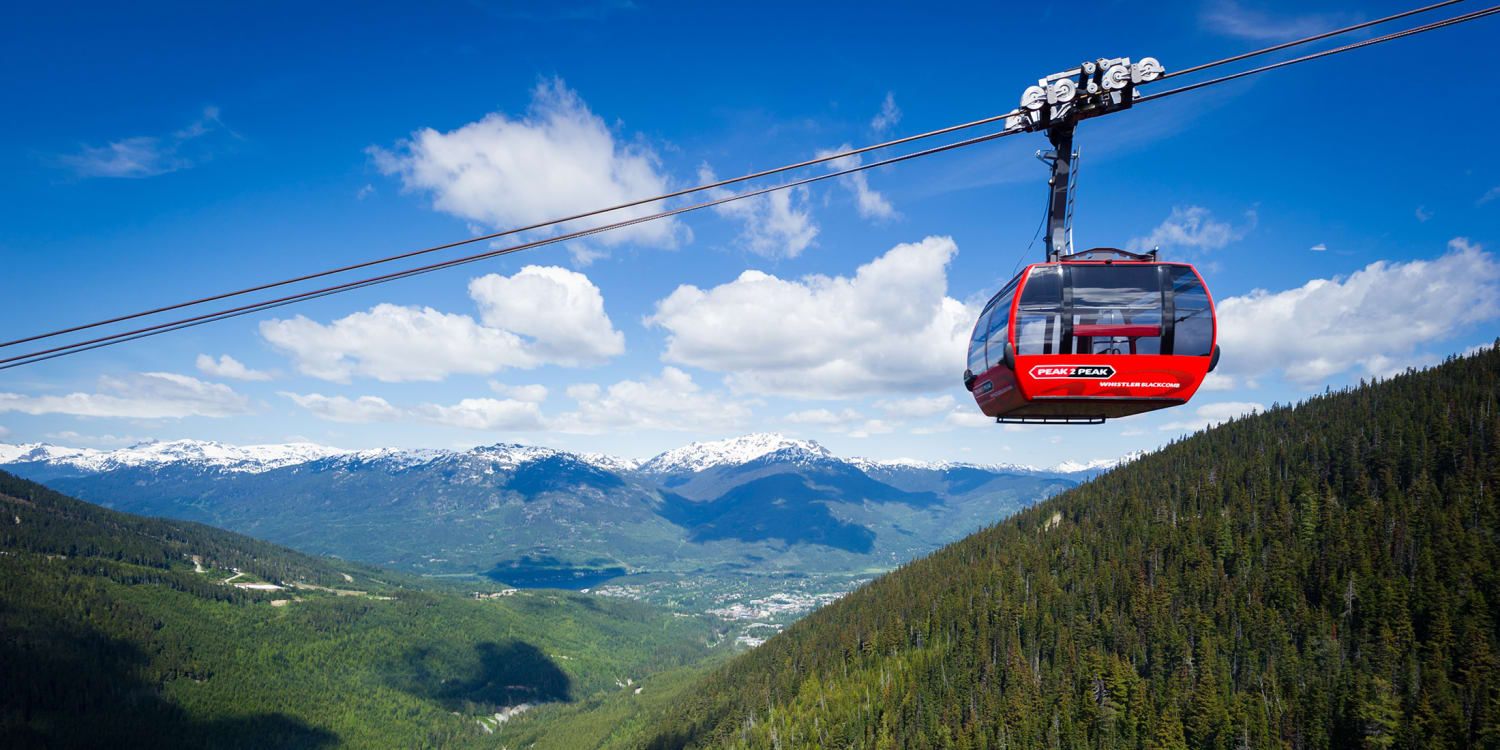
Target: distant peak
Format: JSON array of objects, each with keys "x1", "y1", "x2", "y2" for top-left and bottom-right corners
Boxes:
[{"x1": 640, "y1": 433, "x2": 831, "y2": 474}]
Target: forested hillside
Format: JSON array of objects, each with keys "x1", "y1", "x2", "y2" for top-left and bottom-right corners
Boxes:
[
  {"x1": 0, "y1": 471, "x2": 724, "y2": 749},
  {"x1": 641, "y1": 345, "x2": 1500, "y2": 749}
]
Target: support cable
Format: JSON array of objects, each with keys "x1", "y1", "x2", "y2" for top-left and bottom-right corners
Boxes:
[
  {"x1": 1156, "y1": 0, "x2": 1465, "y2": 83},
  {"x1": 0, "y1": 112, "x2": 1017, "y2": 351},
  {"x1": 1140, "y1": 4, "x2": 1500, "y2": 103},
  {"x1": 0, "y1": 126, "x2": 1025, "y2": 370}
]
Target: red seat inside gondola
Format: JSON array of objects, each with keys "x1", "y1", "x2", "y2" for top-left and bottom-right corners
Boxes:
[
  {"x1": 1070, "y1": 323, "x2": 1159, "y2": 337},
  {"x1": 964, "y1": 250, "x2": 1218, "y2": 424}
]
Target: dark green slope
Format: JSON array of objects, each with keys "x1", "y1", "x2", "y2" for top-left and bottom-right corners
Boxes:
[
  {"x1": 0, "y1": 471, "x2": 724, "y2": 749},
  {"x1": 641, "y1": 345, "x2": 1500, "y2": 749}
]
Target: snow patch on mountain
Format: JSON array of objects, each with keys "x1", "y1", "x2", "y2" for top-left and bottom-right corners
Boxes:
[
  {"x1": 638, "y1": 433, "x2": 832, "y2": 475},
  {"x1": 0, "y1": 435, "x2": 1139, "y2": 479},
  {"x1": 850, "y1": 450, "x2": 1144, "y2": 476},
  {"x1": 0, "y1": 440, "x2": 349, "y2": 473}
]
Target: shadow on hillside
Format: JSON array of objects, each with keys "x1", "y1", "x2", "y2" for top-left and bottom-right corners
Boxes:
[
  {"x1": 0, "y1": 613, "x2": 337, "y2": 749},
  {"x1": 394, "y1": 640, "x2": 571, "y2": 712}
]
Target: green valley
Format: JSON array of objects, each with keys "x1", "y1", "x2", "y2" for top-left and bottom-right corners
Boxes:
[{"x1": 0, "y1": 470, "x2": 726, "y2": 748}]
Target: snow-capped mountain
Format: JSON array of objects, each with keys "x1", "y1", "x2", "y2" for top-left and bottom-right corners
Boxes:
[
  {"x1": 637, "y1": 433, "x2": 834, "y2": 475},
  {"x1": 0, "y1": 432, "x2": 1129, "y2": 583},
  {"x1": 848, "y1": 452, "x2": 1140, "y2": 477},
  {"x1": 0, "y1": 439, "x2": 349, "y2": 474},
  {"x1": 0, "y1": 433, "x2": 1135, "y2": 480}
]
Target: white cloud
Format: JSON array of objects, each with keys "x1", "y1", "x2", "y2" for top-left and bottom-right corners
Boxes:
[
  {"x1": 785, "y1": 408, "x2": 864, "y2": 427},
  {"x1": 468, "y1": 265, "x2": 624, "y2": 365},
  {"x1": 848, "y1": 419, "x2": 897, "y2": 438},
  {"x1": 1415, "y1": 205, "x2": 1432, "y2": 222},
  {"x1": 912, "y1": 405, "x2": 994, "y2": 433},
  {"x1": 1480, "y1": 187, "x2": 1500, "y2": 206},
  {"x1": 1198, "y1": 372, "x2": 1242, "y2": 392},
  {"x1": 0, "y1": 425, "x2": 10, "y2": 438},
  {"x1": 1216, "y1": 238, "x2": 1500, "y2": 387},
  {"x1": 817, "y1": 144, "x2": 896, "y2": 221},
  {"x1": 280, "y1": 391, "x2": 543, "y2": 431},
  {"x1": 1160, "y1": 401, "x2": 1265, "y2": 432},
  {"x1": 1201, "y1": 0, "x2": 1359, "y2": 41},
  {"x1": 488, "y1": 381, "x2": 549, "y2": 403},
  {"x1": 646, "y1": 236, "x2": 975, "y2": 398},
  {"x1": 699, "y1": 164, "x2": 818, "y2": 259},
  {"x1": 261, "y1": 266, "x2": 622, "y2": 382},
  {"x1": 874, "y1": 394, "x2": 956, "y2": 418},
  {"x1": 412, "y1": 398, "x2": 546, "y2": 431},
  {"x1": 58, "y1": 107, "x2": 233, "y2": 178},
  {"x1": 262, "y1": 304, "x2": 533, "y2": 383},
  {"x1": 279, "y1": 392, "x2": 404, "y2": 423},
  {"x1": 357, "y1": 184, "x2": 375, "y2": 200},
  {"x1": 1127, "y1": 206, "x2": 1255, "y2": 253},
  {"x1": 1309, "y1": 243, "x2": 1327, "y2": 252},
  {"x1": 870, "y1": 92, "x2": 901, "y2": 134},
  {"x1": 553, "y1": 367, "x2": 752, "y2": 434},
  {"x1": 369, "y1": 78, "x2": 685, "y2": 249},
  {"x1": 44, "y1": 432, "x2": 149, "y2": 447},
  {"x1": 196, "y1": 353, "x2": 273, "y2": 381},
  {"x1": 0, "y1": 373, "x2": 255, "y2": 419}
]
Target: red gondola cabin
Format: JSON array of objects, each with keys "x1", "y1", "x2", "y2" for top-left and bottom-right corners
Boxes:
[{"x1": 964, "y1": 248, "x2": 1219, "y2": 424}]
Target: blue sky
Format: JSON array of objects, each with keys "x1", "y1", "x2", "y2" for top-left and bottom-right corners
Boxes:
[{"x1": 2, "y1": 0, "x2": 1497, "y2": 465}]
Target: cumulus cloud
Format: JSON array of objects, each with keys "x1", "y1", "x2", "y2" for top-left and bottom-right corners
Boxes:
[
  {"x1": 1309, "y1": 243, "x2": 1326, "y2": 252},
  {"x1": 817, "y1": 144, "x2": 896, "y2": 221},
  {"x1": 0, "y1": 373, "x2": 255, "y2": 419},
  {"x1": 412, "y1": 399, "x2": 547, "y2": 431},
  {"x1": 58, "y1": 107, "x2": 235, "y2": 179},
  {"x1": 870, "y1": 92, "x2": 901, "y2": 134},
  {"x1": 874, "y1": 394, "x2": 956, "y2": 418},
  {"x1": 43, "y1": 432, "x2": 149, "y2": 447},
  {"x1": 260, "y1": 266, "x2": 622, "y2": 383},
  {"x1": 469, "y1": 265, "x2": 624, "y2": 365},
  {"x1": 1127, "y1": 205, "x2": 1256, "y2": 253},
  {"x1": 278, "y1": 392, "x2": 404, "y2": 423},
  {"x1": 1216, "y1": 238, "x2": 1500, "y2": 387},
  {"x1": 489, "y1": 381, "x2": 549, "y2": 403},
  {"x1": 785, "y1": 408, "x2": 864, "y2": 427},
  {"x1": 912, "y1": 405, "x2": 994, "y2": 434},
  {"x1": 552, "y1": 367, "x2": 751, "y2": 434},
  {"x1": 699, "y1": 164, "x2": 818, "y2": 258},
  {"x1": 848, "y1": 419, "x2": 898, "y2": 438},
  {"x1": 369, "y1": 78, "x2": 685, "y2": 250},
  {"x1": 1159, "y1": 401, "x2": 1265, "y2": 432},
  {"x1": 1201, "y1": 0, "x2": 1359, "y2": 41},
  {"x1": 646, "y1": 236, "x2": 974, "y2": 398},
  {"x1": 280, "y1": 391, "x2": 544, "y2": 430},
  {"x1": 196, "y1": 353, "x2": 273, "y2": 381}
]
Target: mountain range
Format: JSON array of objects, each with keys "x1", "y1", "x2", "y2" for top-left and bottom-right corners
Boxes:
[{"x1": 0, "y1": 434, "x2": 1127, "y2": 595}]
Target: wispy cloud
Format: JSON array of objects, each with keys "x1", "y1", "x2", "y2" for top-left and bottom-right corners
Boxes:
[
  {"x1": 1479, "y1": 187, "x2": 1500, "y2": 205},
  {"x1": 1201, "y1": 0, "x2": 1360, "y2": 41},
  {"x1": 1415, "y1": 205, "x2": 1432, "y2": 222},
  {"x1": 816, "y1": 143, "x2": 896, "y2": 222},
  {"x1": 1127, "y1": 205, "x2": 1256, "y2": 253},
  {"x1": 0, "y1": 372, "x2": 255, "y2": 419},
  {"x1": 196, "y1": 354, "x2": 274, "y2": 382},
  {"x1": 1309, "y1": 243, "x2": 1326, "y2": 252},
  {"x1": 870, "y1": 92, "x2": 901, "y2": 134},
  {"x1": 57, "y1": 107, "x2": 236, "y2": 178}
]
